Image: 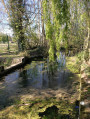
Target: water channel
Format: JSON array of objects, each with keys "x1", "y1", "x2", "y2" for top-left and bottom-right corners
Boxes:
[{"x1": 0, "y1": 52, "x2": 80, "y2": 119}]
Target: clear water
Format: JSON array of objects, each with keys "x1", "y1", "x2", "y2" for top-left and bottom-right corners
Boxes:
[
  {"x1": 0, "y1": 53, "x2": 68, "y2": 103},
  {"x1": 0, "y1": 52, "x2": 80, "y2": 118}
]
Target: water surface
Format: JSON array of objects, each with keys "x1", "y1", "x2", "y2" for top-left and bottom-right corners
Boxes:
[{"x1": 0, "y1": 52, "x2": 80, "y2": 118}]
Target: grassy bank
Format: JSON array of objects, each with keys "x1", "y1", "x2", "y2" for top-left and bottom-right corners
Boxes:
[
  {"x1": 80, "y1": 54, "x2": 90, "y2": 119},
  {"x1": 0, "y1": 43, "x2": 28, "y2": 68},
  {"x1": 0, "y1": 43, "x2": 18, "y2": 54},
  {"x1": 66, "y1": 53, "x2": 82, "y2": 74},
  {"x1": 66, "y1": 52, "x2": 90, "y2": 119}
]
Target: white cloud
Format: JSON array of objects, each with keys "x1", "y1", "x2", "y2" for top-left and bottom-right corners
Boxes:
[
  {"x1": 2, "y1": 29, "x2": 13, "y2": 36},
  {"x1": 0, "y1": 26, "x2": 13, "y2": 36}
]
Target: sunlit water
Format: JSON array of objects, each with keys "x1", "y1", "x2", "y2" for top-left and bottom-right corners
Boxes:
[{"x1": 0, "y1": 52, "x2": 80, "y2": 118}]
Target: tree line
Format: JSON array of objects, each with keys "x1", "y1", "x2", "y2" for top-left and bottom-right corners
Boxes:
[
  {"x1": 0, "y1": 33, "x2": 11, "y2": 43},
  {"x1": 1, "y1": 0, "x2": 89, "y2": 61}
]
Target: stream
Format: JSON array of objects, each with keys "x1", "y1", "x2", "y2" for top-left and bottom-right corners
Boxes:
[{"x1": 0, "y1": 52, "x2": 80, "y2": 119}]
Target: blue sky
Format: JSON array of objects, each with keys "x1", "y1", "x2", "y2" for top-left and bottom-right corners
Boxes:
[
  {"x1": 0, "y1": 1, "x2": 13, "y2": 36},
  {"x1": 0, "y1": 0, "x2": 41, "y2": 36}
]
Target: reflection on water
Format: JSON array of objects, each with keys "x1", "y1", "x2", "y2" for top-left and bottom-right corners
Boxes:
[
  {"x1": 3, "y1": 52, "x2": 66, "y2": 89},
  {"x1": 18, "y1": 52, "x2": 66, "y2": 89},
  {"x1": 0, "y1": 52, "x2": 67, "y2": 105},
  {"x1": 0, "y1": 52, "x2": 80, "y2": 118}
]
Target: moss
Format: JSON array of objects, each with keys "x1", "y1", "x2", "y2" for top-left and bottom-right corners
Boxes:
[
  {"x1": 66, "y1": 55, "x2": 81, "y2": 74},
  {"x1": 84, "y1": 49, "x2": 89, "y2": 61},
  {"x1": 0, "y1": 98, "x2": 79, "y2": 119}
]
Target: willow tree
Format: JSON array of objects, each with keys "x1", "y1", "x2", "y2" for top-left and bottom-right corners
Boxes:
[{"x1": 42, "y1": 0, "x2": 70, "y2": 61}]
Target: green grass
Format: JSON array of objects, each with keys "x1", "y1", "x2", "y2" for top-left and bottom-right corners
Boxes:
[
  {"x1": 66, "y1": 55, "x2": 81, "y2": 74},
  {"x1": 0, "y1": 43, "x2": 27, "y2": 67},
  {"x1": 0, "y1": 43, "x2": 18, "y2": 54}
]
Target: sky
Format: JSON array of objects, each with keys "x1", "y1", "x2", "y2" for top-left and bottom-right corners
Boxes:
[
  {"x1": 0, "y1": 1, "x2": 13, "y2": 36},
  {"x1": 0, "y1": 0, "x2": 42, "y2": 36}
]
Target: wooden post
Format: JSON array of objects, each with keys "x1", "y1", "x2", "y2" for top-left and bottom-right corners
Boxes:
[{"x1": 7, "y1": 35, "x2": 10, "y2": 52}]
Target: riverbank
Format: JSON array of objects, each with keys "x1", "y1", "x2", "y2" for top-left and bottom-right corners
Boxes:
[
  {"x1": 80, "y1": 59, "x2": 90, "y2": 119},
  {"x1": 0, "y1": 46, "x2": 47, "y2": 78},
  {"x1": 0, "y1": 55, "x2": 44, "y2": 78},
  {"x1": 66, "y1": 53, "x2": 90, "y2": 118}
]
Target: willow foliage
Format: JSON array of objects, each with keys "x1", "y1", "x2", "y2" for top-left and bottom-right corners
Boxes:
[{"x1": 42, "y1": 0, "x2": 70, "y2": 61}]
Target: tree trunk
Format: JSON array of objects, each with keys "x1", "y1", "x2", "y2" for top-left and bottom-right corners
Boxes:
[{"x1": 41, "y1": 0, "x2": 46, "y2": 46}]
